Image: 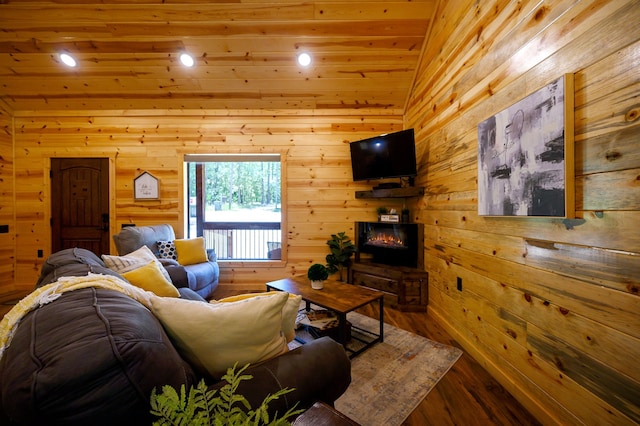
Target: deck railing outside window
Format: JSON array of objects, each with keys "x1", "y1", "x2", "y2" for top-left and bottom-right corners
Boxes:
[{"x1": 201, "y1": 222, "x2": 281, "y2": 260}]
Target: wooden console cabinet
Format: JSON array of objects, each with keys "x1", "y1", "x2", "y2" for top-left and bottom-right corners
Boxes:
[{"x1": 349, "y1": 262, "x2": 428, "y2": 311}]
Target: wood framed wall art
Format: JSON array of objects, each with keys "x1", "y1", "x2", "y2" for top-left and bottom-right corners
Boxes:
[
  {"x1": 134, "y1": 171, "x2": 159, "y2": 200},
  {"x1": 477, "y1": 74, "x2": 574, "y2": 218}
]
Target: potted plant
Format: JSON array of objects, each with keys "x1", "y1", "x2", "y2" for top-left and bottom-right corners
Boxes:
[
  {"x1": 307, "y1": 263, "x2": 329, "y2": 289},
  {"x1": 376, "y1": 206, "x2": 388, "y2": 222},
  {"x1": 326, "y1": 232, "x2": 356, "y2": 282}
]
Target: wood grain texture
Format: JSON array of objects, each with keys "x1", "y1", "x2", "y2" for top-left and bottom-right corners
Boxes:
[
  {"x1": 8, "y1": 112, "x2": 404, "y2": 287},
  {"x1": 406, "y1": 0, "x2": 640, "y2": 424},
  {"x1": 0, "y1": 107, "x2": 15, "y2": 292},
  {"x1": 0, "y1": 1, "x2": 436, "y2": 112},
  {"x1": 0, "y1": 0, "x2": 638, "y2": 424}
]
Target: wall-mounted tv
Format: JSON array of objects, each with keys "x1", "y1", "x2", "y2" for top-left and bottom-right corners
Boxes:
[{"x1": 349, "y1": 129, "x2": 417, "y2": 182}]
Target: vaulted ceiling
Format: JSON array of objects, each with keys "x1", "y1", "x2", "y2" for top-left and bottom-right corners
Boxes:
[{"x1": 0, "y1": 1, "x2": 438, "y2": 112}]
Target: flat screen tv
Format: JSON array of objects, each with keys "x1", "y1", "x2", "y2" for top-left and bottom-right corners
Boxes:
[{"x1": 349, "y1": 129, "x2": 417, "y2": 182}]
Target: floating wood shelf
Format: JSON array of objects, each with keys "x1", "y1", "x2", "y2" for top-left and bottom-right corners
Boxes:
[{"x1": 355, "y1": 187, "x2": 424, "y2": 199}]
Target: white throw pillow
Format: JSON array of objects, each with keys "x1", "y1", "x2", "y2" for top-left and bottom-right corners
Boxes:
[
  {"x1": 102, "y1": 245, "x2": 171, "y2": 282},
  {"x1": 150, "y1": 292, "x2": 290, "y2": 378}
]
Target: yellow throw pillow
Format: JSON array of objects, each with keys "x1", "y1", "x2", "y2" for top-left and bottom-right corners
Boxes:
[
  {"x1": 151, "y1": 292, "x2": 289, "y2": 378},
  {"x1": 174, "y1": 237, "x2": 208, "y2": 265},
  {"x1": 121, "y1": 261, "x2": 180, "y2": 298},
  {"x1": 217, "y1": 292, "x2": 302, "y2": 342}
]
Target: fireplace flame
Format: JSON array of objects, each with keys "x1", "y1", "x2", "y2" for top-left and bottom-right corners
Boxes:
[{"x1": 366, "y1": 232, "x2": 406, "y2": 248}]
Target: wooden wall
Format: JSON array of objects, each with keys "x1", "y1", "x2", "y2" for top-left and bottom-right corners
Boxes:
[
  {"x1": 7, "y1": 110, "x2": 405, "y2": 290},
  {"x1": 1, "y1": 0, "x2": 638, "y2": 424},
  {"x1": 404, "y1": 0, "x2": 639, "y2": 424},
  {"x1": 0, "y1": 104, "x2": 15, "y2": 291}
]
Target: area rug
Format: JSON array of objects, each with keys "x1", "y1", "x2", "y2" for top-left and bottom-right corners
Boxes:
[{"x1": 295, "y1": 311, "x2": 463, "y2": 426}]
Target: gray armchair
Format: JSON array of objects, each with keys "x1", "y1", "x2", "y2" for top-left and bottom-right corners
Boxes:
[{"x1": 112, "y1": 224, "x2": 219, "y2": 299}]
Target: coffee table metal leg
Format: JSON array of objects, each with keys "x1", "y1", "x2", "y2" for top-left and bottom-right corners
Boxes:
[{"x1": 338, "y1": 313, "x2": 348, "y2": 345}]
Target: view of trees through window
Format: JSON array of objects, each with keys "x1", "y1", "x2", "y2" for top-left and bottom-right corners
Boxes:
[
  {"x1": 185, "y1": 155, "x2": 282, "y2": 260},
  {"x1": 188, "y1": 161, "x2": 281, "y2": 221}
]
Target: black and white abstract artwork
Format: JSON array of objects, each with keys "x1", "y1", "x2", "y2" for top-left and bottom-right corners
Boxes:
[{"x1": 477, "y1": 75, "x2": 571, "y2": 217}]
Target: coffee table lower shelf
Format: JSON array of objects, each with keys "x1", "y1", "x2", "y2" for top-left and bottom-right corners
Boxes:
[
  {"x1": 296, "y1": 309, "x2": 382, "y2": 359},
  {"x1": 266, "y1": 277, "x2": 384, "y2": 359}
]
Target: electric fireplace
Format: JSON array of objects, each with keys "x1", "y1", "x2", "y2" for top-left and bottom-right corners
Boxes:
[{"x1": 354, "y1": 222, "x2": 424, "y2": 269}]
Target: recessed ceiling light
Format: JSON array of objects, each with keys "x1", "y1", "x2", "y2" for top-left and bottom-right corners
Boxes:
[
  {"x1": 59, "y1": 53, "x2": 77, "y2": 67},
  {"x1": 297, "y1": 52, "x2": 312, "y2": 67},
  {"x1": 180, "y1": 53, "x2": 195, "y2": 67}
]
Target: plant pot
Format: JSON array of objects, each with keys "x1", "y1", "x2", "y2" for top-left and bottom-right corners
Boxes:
[{"x1": 310, "y1": 280, "x2": 324, "y2": 290}]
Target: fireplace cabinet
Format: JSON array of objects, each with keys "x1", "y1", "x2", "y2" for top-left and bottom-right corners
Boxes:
[
  {"x1": 349, "y1": 262, "x2": 428, "y2": 311},
  {"x1": 350, "y1": 221, "x2": 428, "y2": 311}
]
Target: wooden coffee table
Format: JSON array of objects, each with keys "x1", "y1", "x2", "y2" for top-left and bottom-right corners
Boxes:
[{"x1": 266, "y1": 276, "x2": 384, "y2": 358}]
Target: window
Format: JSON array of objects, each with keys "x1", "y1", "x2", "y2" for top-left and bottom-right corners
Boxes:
[{"x1": 185, "y1": 154, "x2": 283, "y2": 261}]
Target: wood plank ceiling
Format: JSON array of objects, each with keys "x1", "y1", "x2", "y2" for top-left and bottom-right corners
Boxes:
[{"x1": 0, "y1": 1, "x2": 437, "y2": 112}]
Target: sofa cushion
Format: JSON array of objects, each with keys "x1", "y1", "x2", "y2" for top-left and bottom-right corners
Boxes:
[
  {"x1": 183, "y1": 261, "x2": 219, "y2": 295},
  {"x1": 174, "y1": 237, "x2": 208, "y2": 266},
  {"x1": 102, "y1": 245, "x2": 171, "y2": 282},
  {"x1": 216, "y1": 292, "x2": 302, "y2": 342},
  {"x1": 163, "y1": 264, "x2": 194, "y2": 290},
  {"x1": 177, "y1": 287, "x2": 208, "y2": 301},
  {"x1": 36, "y1": 248, "x2": 119, "y2": 288},
  {"x1": 151, "y1": 292, "x2": 290, "y2": 378},
  {"x1": 112, "y1": 224, "x2": 176, "y2": 257},
  {"x1": 121, "y1": 261, "x2": 180, "y2": 297},
  {"x1": 214, "y1": 337, "x2": 352, "y2": 418},
  {"x1": 0, "y1": 288, "x2": 196, "y2": 426}
]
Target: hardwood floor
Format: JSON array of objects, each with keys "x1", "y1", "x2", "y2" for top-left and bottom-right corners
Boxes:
[
  {"x1": 2, "y1": 287, "x2": 541, "y2": 426},
  {"x1": 211, "y1": 287, "x2": 542, "y2": 426},
  {"x1": 358, "y1": 304, "x2": 542, "y2": 426},
  {"x1": 0, "y1": 290, "x2": 30, "y2": 318}
]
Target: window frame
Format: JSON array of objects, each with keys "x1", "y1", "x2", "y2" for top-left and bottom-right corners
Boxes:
[{"x1": 182, "y1": 152, "x2": 287, "y2": 266}]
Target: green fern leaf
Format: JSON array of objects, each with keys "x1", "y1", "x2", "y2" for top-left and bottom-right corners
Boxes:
[{"x1": 151, "y1": 363, "x2": 303, "y2": 426}]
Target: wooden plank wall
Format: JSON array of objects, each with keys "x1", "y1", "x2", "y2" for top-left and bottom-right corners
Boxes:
[
  {"x1": 7, "y1": 110, "x2": 405, "y2": 291},
  {"x1": 0, "y1": 104, "x2": 15, "y2": 291},
  {"x1": 1, "y1": 0, "x2": 637, "y2": 423},
  {"x1": 404, "y1": 0, "x2": 639, "y2": 424}
]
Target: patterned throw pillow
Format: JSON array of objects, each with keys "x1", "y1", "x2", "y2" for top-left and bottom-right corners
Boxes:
[
  {"x1": 157, "y1": 240, "x2": 177, "y2": 260},
  {"x1": 102, "y1": 245, "x2": 172, "y2": 282}
]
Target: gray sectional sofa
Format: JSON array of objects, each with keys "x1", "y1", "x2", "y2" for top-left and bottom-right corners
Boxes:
[{"x1": 0, "y1": 248, "x2": 351, "y2": 425}]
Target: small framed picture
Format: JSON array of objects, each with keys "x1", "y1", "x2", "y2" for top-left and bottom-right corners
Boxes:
[
  {"x1": 380, "y1": 214, "x2": 400, "y2": 223},
  {"x1": 134, "y1": 171, "x2": 159, "y2": 200}
]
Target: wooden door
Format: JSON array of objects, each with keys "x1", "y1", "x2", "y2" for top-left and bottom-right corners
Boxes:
[{"x1": 51, "y1": 158, "x2": 110, "y2": 255}]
